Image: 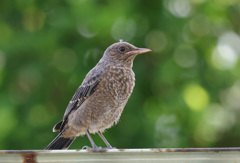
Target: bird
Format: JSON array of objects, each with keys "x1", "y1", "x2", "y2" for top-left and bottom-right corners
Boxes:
[{"x1": 45, "y1": 41, "x2": 151, "y2": 150}]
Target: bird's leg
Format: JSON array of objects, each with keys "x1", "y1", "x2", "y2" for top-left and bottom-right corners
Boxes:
[
  {"x1": 98, "y1": 131, "x2": 115, "y2": 149},
  {"x1": 83, "y1": 130, "x2": 99, "y2": 150},
  {"x1": 83, "y1": 130, "x2": 108, "y2": 151}
]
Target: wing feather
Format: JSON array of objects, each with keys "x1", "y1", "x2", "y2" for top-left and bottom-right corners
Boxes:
[{"x1": 53, "y1": 72, "x2": 101, "y2": 132}]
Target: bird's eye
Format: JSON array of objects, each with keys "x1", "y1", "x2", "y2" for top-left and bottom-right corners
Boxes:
[{"x1": 119, "y1": 46, "x2": 125, "y2": 52}]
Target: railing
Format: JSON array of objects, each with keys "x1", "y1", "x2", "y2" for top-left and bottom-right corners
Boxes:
[{"x1": 1, "y1": 148, "x2": 240, "y2": 163}]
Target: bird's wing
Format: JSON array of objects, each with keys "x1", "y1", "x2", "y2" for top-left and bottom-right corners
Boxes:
[{"x1": 53, "y1": 71, "x2": 102, "y2": 132}]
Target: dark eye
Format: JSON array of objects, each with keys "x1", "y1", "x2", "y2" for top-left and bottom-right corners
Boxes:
[{"x1": 119, "y1": 46, "x2": 125, "y2": 52}]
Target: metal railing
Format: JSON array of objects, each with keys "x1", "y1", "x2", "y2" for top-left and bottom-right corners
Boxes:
[{"x1": 1, "y1": 148, "x2": 240, "y2": 163}]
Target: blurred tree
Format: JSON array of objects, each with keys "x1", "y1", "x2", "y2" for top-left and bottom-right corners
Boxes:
[{"x1": 0, "y1": 0, "x2": 240, "y2": 149}]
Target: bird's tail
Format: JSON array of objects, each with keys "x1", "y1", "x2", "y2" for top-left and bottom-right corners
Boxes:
[{"x1": 45, "y1": 132, "x2": 76, "y2": 150}]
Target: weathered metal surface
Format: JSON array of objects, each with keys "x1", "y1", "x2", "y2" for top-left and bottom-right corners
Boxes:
[
  {"x1": 0, "y1": 148, "x2": 240, "y2": 163},
  {"x1": 22, "y1": 153, "x2": 36, "y2": 163}
]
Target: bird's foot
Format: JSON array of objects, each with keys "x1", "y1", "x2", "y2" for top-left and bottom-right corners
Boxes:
[
  {"x1": 82, "y1": 146, "x2": 117, "y2": 151},
  {"x1": 82, "y1": 146, "x2": 109, "y2": 152}
]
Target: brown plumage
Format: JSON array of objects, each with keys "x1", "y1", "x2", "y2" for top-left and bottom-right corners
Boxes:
[{"x1": 45, "y1": 41, "x2": 151, "y2": 150}]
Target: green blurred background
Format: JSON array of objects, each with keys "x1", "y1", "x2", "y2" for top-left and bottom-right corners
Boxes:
[{"x1": 1, "y1": 0, "x2": 240, "y2": 150}]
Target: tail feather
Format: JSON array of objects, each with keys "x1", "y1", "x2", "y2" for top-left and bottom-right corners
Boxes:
[
  {"x1": 46, "y1": 133, "x2": 76, "y2": 150},
  {"x1": 53, "y1": 120, "x2": 63, "y2": 132}
]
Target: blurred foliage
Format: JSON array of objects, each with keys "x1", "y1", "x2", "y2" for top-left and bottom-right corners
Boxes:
[{"x1": 0, "y1": 0, "x2": 240, "y2": 150}]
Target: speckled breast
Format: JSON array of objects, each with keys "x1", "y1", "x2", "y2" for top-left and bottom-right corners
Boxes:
[{"x1": 103, "y1": 66, "x2": 135, "y2": 102}]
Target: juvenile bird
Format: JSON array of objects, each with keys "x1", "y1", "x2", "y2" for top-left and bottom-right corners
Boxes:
[{"x1": 45, "y1": 41, "x2": 151, "y2": 150}]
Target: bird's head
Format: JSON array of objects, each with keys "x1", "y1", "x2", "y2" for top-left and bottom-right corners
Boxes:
[{"x1": 101, "y1": 41, "x2": 151, "y2": 68}]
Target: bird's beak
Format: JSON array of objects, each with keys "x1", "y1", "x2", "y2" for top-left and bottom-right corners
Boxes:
[{"x1": 127, "y1": 48, "x2": 151, "y2": 55}]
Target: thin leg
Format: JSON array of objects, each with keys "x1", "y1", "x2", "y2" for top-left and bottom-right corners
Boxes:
[
  {"x1": 98, "y1": 131, "x2": 114, "y2": 149},
  {"x1": 85, "y1": 130, "x2": 97, "y2": 149}
]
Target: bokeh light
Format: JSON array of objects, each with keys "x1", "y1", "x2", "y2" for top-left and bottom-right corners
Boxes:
[
  {"x1": 194, "y1": 104, "x2": 235, "y2": 146},
  {"x1": 211, "y1": 31, "x2": 240, "y2": 70},
  {"x1": 220, "y1": 80, "x2": 240, "y2": 110},
  {"x1": 189, "y1": 14, "x2": 211, "y2": 37},
  {"x1": 174, "y1": 44, "x2": 197, "y2": 68},
  {"x1": 183, "y1": 83, "x2": 209, "y2": 111},
  {"x1": 154, "y1": 115, "x2": 182, "y2": 148},
  {"x1": 28, "y1": 104, "x2": 52, "y2": 127},
  {"x1": 53, "y1": 48, "x2": 78, "y2": 73},
  {"x1": 77, "y1": 24, "x2": 96, "y2": 38},
  {"x1": 111, "y1": 17, "x2": 136, "y2": 42},
  {"x1": 145, "y1": 30, "x2": 167, "y2": 53},
  {"x1": 22, "y1": 7, "x2": 46, "y2": 32},
  {"x1": 164, "y1": 0, "x2": 192, "y2": 18}
]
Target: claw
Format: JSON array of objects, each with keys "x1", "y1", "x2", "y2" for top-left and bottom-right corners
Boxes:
[
  {"x1": 82, "y1": 146, "x2": 109, "y2": 152},
  {"x1": 82, "y1": 146, "x2": 90, "y2": 150}
]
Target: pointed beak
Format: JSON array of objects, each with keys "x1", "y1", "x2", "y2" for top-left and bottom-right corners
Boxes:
[
  {"x1": 126, "y1": 48, "x2": 151, "y2": 55},
  {"x1": 136, "y1": 48, "x2": 151, "y2": 54}
]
